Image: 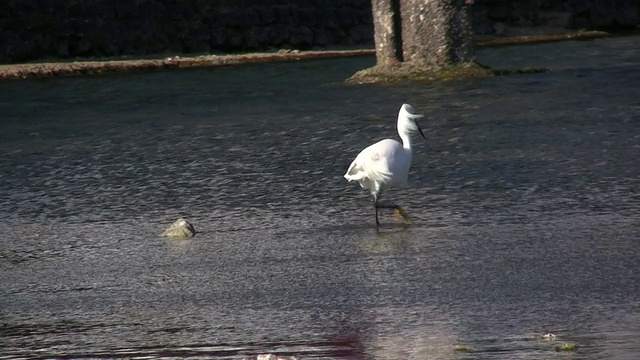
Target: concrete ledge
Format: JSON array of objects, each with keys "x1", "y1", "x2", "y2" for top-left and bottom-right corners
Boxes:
[
  {"x1": 476, "y1": 30, "x2": 610, "y2": 47},
  {"x1": 0, "y1": 31, "x2": 611, "y2": 81},
  {"x1": 0, "y1": 49, "x2": 374, "y2": 81}
]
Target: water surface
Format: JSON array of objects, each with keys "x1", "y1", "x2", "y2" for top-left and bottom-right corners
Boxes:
[{"x1": 1, "y1": 36, "x2": 639, "y2": 359}]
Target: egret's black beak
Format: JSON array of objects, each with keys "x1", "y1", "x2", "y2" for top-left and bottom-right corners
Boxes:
[{"x1": 416, "y1": 121, "x2": 426, "y2": 140}]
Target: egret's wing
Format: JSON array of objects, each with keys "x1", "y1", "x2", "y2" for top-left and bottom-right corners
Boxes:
[{"x1": 344, "y1": 139, "x2": 399, "y2": 185}]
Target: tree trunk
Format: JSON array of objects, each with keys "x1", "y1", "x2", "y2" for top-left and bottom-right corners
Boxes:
[
  {"x1": 399, "y1": 0, "x2": 475, "y2": 68},
  {"x1": 351, "y1": 0, "x2": 479, "y2": 83},
  {"x1": 349, "y1": 0, "x2": 551, "y2": 83},
  {"x1": 371, "y1": 0, "x2": 403, "y2": 66}
]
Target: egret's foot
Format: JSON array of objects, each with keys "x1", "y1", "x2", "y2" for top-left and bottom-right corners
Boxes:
[{"x1": 393, "y1": 207, "x2": 412, "y2": 223}]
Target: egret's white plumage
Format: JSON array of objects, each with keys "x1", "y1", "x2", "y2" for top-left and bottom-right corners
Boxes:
[{"x1": 344, "y1": 103, "x2": 425, "y2": 225}]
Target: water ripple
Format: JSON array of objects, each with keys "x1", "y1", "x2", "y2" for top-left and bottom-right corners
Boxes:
[{"x1": 1, "y1": 36, "x2": 640, "y2": 359}]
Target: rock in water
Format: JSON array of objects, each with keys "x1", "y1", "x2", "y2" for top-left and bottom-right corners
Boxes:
[
  {"x1": 161, "y1": 218, "x2": 196, "y2": 238},
  {"x1": 256, "y1": 355, "x2": 277, "y2": 360},
  {"x1": 254, "y1": 355, "x2": 298, "y2": 360}
]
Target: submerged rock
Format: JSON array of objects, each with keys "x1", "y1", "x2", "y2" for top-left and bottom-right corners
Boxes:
[
  {"x1": 254, "y1": 355, "x2": 298, "y2": 360},
  {"x1": 256, "y1": 355, "x2": 276, "y2": 360},
  {"x1": 556, "y1": 342, "x2": 578, "y2": 351},
  {"x1": 346, "y1": 61, "x2": 493, "y2": 84},
  {"x1": 161, "y1": 218, "x2": 196, "y2": 239}
]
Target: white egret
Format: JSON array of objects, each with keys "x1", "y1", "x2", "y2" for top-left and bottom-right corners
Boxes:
[{"x1": 344, "y1": 103, "x2": 426, "y2": 226}]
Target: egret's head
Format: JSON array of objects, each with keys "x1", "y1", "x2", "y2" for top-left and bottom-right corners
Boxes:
[{"x1": 399, "y1": 103, "x2": 426, "y2": 139}]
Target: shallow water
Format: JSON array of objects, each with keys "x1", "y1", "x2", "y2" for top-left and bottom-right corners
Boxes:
[{"x1": 1, "y1": 36, "x2": 639, "y2": 359}]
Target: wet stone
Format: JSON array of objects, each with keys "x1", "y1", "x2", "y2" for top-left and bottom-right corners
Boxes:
[
  {"x1": 161, "y1": 218, "x2": 196, "y2": 238},
  {"x1": 254, "y1": 355, "x2": 298, "y2": 360}
]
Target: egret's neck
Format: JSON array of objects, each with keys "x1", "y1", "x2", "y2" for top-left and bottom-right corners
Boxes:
[{"x1": 399, "y1": 130, "x2": 413, "y2": 150}]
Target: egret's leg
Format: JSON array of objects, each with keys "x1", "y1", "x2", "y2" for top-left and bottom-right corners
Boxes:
[{"x1": 373, "y1": 195, "x2": 381, "y2": 226}]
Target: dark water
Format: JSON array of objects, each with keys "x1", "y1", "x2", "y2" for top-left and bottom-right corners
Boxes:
[{"x1": 1, "y1": 36, "x2": 639, "y2": 359}]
